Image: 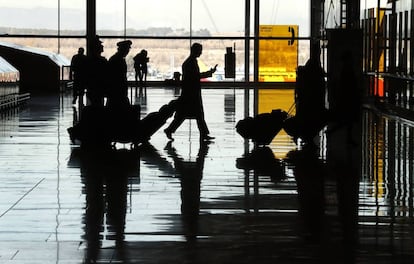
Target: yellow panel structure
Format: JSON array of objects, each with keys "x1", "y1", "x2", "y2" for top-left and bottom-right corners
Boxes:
[
  {"x1": 377, "y1": 9, "x2": 385, "y2": 73},
  {"x1": 257, "y1": 88, "x2": 295, "y2": 115},
  {"x1": 257, "y1": 88, "x2": 297, "y2": 158},
  {"x1": 259, "y1": 25, "x2": 298, "y2": 82},
  {"x1": 255, "y1": 26, "x2": 299, "y2": 150}
]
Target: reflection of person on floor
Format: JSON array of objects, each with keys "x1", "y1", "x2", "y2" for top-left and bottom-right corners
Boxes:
[
  {"x1": 287, "y1": 146, "x2": 326, "y2": 243},
  {"x1": 165, "y1": 141, "x2": 210, "y2": 242},
  {"x1": 79, "y1": 148, "x2": 136, "y2": 263},
  {"x1": 164, "y1": 43, "x2": 217, "y2": 142},
  {"x1": 70, "y1": 47, "x2": 87, "y2": 105},
  {"x1": 107, "y1": 40, "x2": 132, "y2": 107},
  {"x1": 139, "y1": 142, "x2": 175, "y2": 174},
  {"x1": 327, "y1": 50, "x2": 361, "y2": 145}
]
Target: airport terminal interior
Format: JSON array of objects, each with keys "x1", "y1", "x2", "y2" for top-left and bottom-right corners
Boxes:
[{"x1": 1, "y1": 0, "x2": 414, "y2": 263}]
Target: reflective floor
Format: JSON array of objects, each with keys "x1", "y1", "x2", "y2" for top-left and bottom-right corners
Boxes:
[{"x1": 0, "y1": 87, "x2": 414, "y2": 263}]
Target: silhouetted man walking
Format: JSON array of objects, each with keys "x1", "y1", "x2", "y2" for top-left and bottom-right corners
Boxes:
[{"x1": 164, "y1": 43, "x2": 217, "y2": 142}]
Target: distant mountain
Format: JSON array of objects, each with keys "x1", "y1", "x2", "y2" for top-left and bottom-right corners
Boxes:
[
  {"x1": 0, "y1": 26, "x2": 211, "y2": 37},
  {"x1": 0, "y1": 6, "x2": 210, "y2": 36},
  {"x1": 0, "y1": 7, "x2": 85, "y2": 30}
]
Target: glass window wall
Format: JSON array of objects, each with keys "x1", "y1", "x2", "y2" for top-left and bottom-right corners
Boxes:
[
  {"x1": 260, "y1": 0, "x2": 310, "y2": 37},
  {"x1": 60, "y1": 0, "x2": 86, "y2": 34},
  {"x1": 96, "y1": 38, "x2": 247, "y2": 82},
  {"x1": 191, "y1": 0, "x2": 246, "y2": 37},
  {"x1": 0, "y1": 0, "x2": 313, "y2": 83},
  {"x1": 126, "y1": 0, "x2": 190, "y2": 37},
  {"x1": 0, "y1": 0, "x2": 58, "y2": 35},
  {"x1": 97, "y1": 0, "x2": 125, "y2": 35}
]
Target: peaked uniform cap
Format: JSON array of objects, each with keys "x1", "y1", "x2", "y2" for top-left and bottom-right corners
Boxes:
[{"x1": 117, "y1": 40, "x2": 132, "y2": 48}]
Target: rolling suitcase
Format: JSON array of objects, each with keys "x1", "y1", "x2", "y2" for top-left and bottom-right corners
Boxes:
[
  {"x1": 236, "y1": 109, "x2": 288, "y2": 145},
  {"x1": 139, "y1": 99, "x2": 177, "y2": 141}
]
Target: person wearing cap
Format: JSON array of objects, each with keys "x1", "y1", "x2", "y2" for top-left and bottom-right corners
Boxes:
[
  {"x1": 107, "y1": 40, "x2": 132, "y2": 107},
  {"x1": 67, "y1": 36, "x2": 108, "y2": 144},
  {"x1": 164, "y1": 42, "x2": 217, "y2": 142}
]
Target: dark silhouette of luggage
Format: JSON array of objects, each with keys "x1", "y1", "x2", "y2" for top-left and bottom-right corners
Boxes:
[
  {"x1": 68, "y1": 104, "x2": 141, "y2": 148},
  {"x1": 67, "y1": 105, "x2": 110, "y2": 147},
  {"x1": 236, "y1": 109, "x2": 288, "y2": 145},
  {"x1": 236, "y1": 146, "x2": 285, "y2": 182},
  {"x1": 139, "y1": 99, "x2": 177, "y2": 141},
  {"x1": 108, "y1": 105, "x2": 141, "y2": 145},
  {"x1": 283, "y1": 109, "x2": 329, "y2": 144},
  {"x1": 68, "y1": 100, "x2": 177, "y2": 148}
]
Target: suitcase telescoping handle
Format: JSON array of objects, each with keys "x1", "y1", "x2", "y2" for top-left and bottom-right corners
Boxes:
[{"x1": 287, "y1": 102, "x2": 295, "y2": 116}]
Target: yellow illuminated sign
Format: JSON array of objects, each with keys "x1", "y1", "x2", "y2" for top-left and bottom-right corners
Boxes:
[{"x1": 259, "y1": 25, "x2": 298, "y2": 82}]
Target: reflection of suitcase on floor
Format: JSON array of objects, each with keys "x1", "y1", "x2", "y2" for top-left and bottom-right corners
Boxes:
[
  {"x1": 140, "y1": 99, "x2": 178, "y2": 140},
  {"x1": 108, "y1": 105, "x2": 141, "y2": 144},
  {"x1": 283, "y1": 110, "x2": 329, "y2": 143},
  {"x1": 236, "y1": 109, "x2": 288, "y2": 145}
]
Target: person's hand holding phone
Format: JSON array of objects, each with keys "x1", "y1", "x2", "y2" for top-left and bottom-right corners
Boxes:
[{"x1": 210, "y1": 64, "x2": 218, "y2": 74}]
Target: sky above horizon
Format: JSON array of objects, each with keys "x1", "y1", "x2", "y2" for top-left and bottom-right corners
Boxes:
[
  {"x1": 1, "y1": 0, "x2": 308, "y2": 34},
  {"x1": 0, "y1": 0, "x2": 395, "y2": 35}
]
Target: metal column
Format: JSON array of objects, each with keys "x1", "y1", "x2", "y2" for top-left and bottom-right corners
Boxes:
[{"x1": 86, "y1": 0, "x2": 96, "y2": 56}]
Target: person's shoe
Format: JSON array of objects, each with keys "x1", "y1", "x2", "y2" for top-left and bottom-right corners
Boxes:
[
  {"x1": 164, "y1": 129, "x2": 173, "y2": 141},
  {"x1": 201, "y1": 135, "x2": 215, "y2": 141},
  {"x1": 67, "y1": 127, "x2": 75, "y2": 143}
]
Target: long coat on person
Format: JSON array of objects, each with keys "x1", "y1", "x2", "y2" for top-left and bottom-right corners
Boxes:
[
  {"x1": 85, "y1": 55, "x2": 108, "y2": 106},
  {"x1": 176, "y1": 56, "x2": 212, "y2": 118},
  {"x1": 107, "y1": 52, "x2": 129, "y2": 107},
  {"x1": 164, "y1": 43, "x2": 215, "y2": 140}
]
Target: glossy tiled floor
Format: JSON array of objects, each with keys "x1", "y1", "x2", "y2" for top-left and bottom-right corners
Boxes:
[{"x1": 0, "y1": 87, "x2": 414, "y2": 263}]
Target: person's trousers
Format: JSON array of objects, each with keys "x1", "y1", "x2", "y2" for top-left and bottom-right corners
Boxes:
[{"x1": 165, "y1": 113, "x2": 209, "y2": 137}]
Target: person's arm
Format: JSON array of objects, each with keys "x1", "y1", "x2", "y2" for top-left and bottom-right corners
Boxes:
[
  {"x1": 69, "y1": 58, "x2": 74, "y2": 80},
  {"x1": 200, "y1": 64, "x2": 217, "y2": 79}
]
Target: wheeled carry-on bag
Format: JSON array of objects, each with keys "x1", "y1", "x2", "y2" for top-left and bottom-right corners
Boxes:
[
  {"x1": 236, "y1": 109, "x2": 288, "y2": 145},
  {"x1": 139, "y1": 99, "x2": 178, "y2": 141}
]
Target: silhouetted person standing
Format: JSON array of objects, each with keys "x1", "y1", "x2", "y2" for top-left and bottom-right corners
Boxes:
[
  {"x1": 133, "y1": 49, "x2": 149, "y2": 92},
  {"x1": 296, "y1": 43, "x2": 326, "y2": 121},
  {"x1": 164, "y1": 43, "x2": 217, "y2": 142},
  {"x1": 85, "y1": 36, "x2": 108, "y2": 106},
  {"x1": 284, "y1": 43, "x2": 328, "y2": 145},
  {"x1": 328, "y1": 50, "x2": 361, "y2": 145},
  {"x1": 70, "y1": 47, "x2": 87, "y2": 104},
  {"x1": 107, "y1": 40, "x2": 132, "y2": 107}
]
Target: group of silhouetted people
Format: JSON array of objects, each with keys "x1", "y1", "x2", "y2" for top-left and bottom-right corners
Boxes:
[
  {"x1": 70, "y1": 38, "x2": 149, "y2": 108},
  {"x1": 69, "y1": 37, "x2": 217, "y2": 145},
  {"x1": 70, "y1": 37, "x2": 360, "y2": 147},
  {"x1": 70, "y1": 36, "x2": 133, "y2": 108}
]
